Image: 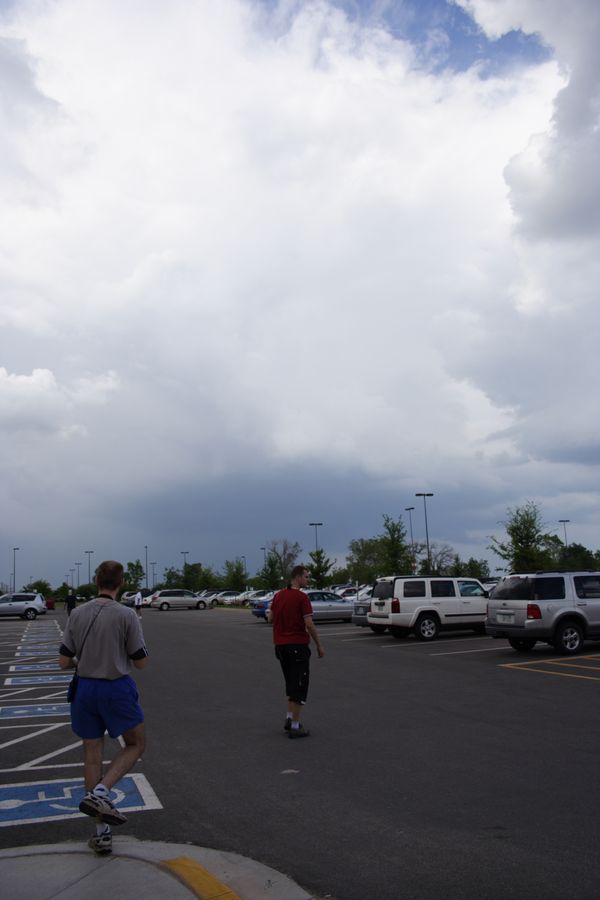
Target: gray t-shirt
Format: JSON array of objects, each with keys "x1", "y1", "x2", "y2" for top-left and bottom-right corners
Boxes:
[{"x1": 61, "y1": 598, "x2": 148, "y2": 679}]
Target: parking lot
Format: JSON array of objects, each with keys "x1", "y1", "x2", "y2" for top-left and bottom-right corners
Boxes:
[{"x1": 2, "y1": 607, "x2": 600, "y2": 899}]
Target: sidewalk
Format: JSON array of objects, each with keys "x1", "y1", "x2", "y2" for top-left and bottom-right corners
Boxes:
[{"x1": 0, "y1": 837, "x2": 313, "y2": 900}]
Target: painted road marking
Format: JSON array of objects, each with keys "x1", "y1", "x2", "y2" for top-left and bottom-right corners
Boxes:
[
  {"x1": 9, "y1": 665, "x2": 61, "y2": 672},
  {"x1": 502, "y1": 653, "x2": 600, "y2": 681},
  {"x1": 162, "y1": 856, "x2": 241, "y2": 900},
  {"x1": 0, "y1": 773, "x2": 162, "y2": 826},
  {"x1": 4, "y1": 676, "x2": 71, "y2": 685},
  {"x1": 0, "y1": 704, "x2": 70, "y2": 719}
]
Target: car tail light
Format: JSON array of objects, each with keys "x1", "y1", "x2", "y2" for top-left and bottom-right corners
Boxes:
[
  {"x1": 527, "y1": 604, "x2": 542, "y2": 620},
  {"x1": 391, "y1": 598, "x2": 400, "y2": 613}
]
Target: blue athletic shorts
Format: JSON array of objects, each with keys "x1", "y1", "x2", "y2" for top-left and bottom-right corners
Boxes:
[{"x1": 71, "y1": 675, "x2": 144, "y2": 739}]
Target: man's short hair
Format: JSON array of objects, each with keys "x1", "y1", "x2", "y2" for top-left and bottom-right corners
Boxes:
[
  {"x1": 95, "y1": 560, "x2": 124, "y2": 591},
  {"x1": 291, "y1": 565, "x2": 309, "y2": 580}
]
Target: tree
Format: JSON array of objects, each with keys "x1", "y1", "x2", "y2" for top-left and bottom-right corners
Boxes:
[
  {"x1": 307, "y1": 548, "x2": 334, "y2": 588},
  {"x1": 124, "y1": 560, "x2": 145, "y2": 590},
  {"x1": 221, "y1": 559, "x2": 246, "y2": 591},
  {"x1": 558, "y1": 542, "x2": 596, "y2": 570},
  {"x1": 346, "y1": 537, "x2": 384, "y2": 583},
  {"x1": 418, "y1": 542, "x2": 456, "y2": 576},
  {"x1": 256, "y1": 553, "x2": 282, "y2": 589},
  {"x1": 379, "y1": 514, "x2": 411, "y2": 574},
  {"x1": 162, "y1": 566, "x2": 182, "y2": 588},
  {"x1": 463, "y1": 557, "x2": 491, "y2": 580},
  {"x1": 489, "y1": 501, "x2": 556, "y2": 572},
  {"x1": 24, "y1": 579, "x2": 52, "y2": 596},
  {"x1": 266, "y1": 539, "x2": 301, "y2": 585}
]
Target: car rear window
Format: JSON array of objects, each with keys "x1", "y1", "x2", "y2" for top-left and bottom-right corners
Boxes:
[
  {"x1": 493, "y1": 576, "x2": 565, "y2": 601},
  {"x1": 372, "y1": 581, "x2": 394, "y2": 600}
]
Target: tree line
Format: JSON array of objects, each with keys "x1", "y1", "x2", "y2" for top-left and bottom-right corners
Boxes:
[{"x1": 21, "y1": 501, "x2": 598, "y2": 598}]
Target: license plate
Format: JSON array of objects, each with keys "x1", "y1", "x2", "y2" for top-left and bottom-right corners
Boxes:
[
  {"x1": 357, "y1": 607, "x2": 366, "y2": 614},
  {"x1": 496, "y1": 612, "x2": 514, "y2": 623}
]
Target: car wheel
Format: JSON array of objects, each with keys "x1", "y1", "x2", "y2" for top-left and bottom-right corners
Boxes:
[
  {"x1": 210, "y1": 599, "x2": 218, "y2": 608},
  {"x1": 508, "y1": 638, "x2": 537, "y2": 652},
  {"x1": 196, "y1": 600, "x2": 207, "y2": 610},
  {"x1": 370, "y1": 625, "x2": 387, "y2": 634},
  {"x1": 159, "y1": 602, "x2": 170, "y2": 611},
  {"x1": 24, "y1": 609, "x2": 37, "y2": 620},
  {"x1": 472, "y1": 623, "x2": 486, "y2": 635},
  {"x1": 414, "y1": 614, "x2": 439, "y2": 641},
  {"x1": 389, "y1": 626, "x2": 408, "y2": 639},
  {"x1": 554, "y1": 621, "x2": 583, "y2": 655}
]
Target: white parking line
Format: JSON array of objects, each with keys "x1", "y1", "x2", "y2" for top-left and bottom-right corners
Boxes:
[{"x1": 430, "y1": 647, "x2": 502, "y2": 656}]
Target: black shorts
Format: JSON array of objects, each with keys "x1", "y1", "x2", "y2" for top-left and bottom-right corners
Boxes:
[{"x1": 275, "y1": 644, "x2": 311, "y2": 704}]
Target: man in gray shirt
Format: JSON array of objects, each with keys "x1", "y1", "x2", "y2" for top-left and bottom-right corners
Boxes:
[{"x1": 59, "y1": 559, "x2": 148, "y2": 855}]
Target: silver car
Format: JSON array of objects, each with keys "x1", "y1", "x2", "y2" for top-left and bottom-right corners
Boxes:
[
  {"x1": 0, "y1": 593, "x2": 47, "y2": 620},
  {"x1": 486, "y1": 570, "x2": 600, "y2": 655},
  {"x1": 306, "y1": 590, "x2": 353, "y2": 623},
  {"x1": 149, "y1": 589, "x2": 206, "y2": 611}
]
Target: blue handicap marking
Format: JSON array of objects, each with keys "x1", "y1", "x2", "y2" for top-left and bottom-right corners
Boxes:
[
  {"x1": 0, "y1": 774, "x2": 162, "y2": 826},
  {"x1": 0, "y1": 704, "x2": 70, "y2": 719},
  {"x1": 4, "y1": 675, "x2": 71, "y2": 685},
  {"x1": 15, "y1": 652, "x2": 57, "y2": 658},
  {"x1": 10, "y1": 664, "x2": 62, "y2": 672}
]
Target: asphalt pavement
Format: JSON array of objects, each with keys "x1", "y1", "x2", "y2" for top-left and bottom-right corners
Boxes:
[{"x1": 3, "y1": 606, "x2": 600, "y2": 899}]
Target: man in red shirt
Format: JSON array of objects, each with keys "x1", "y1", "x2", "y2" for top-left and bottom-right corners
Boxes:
[{"x1": 267, "y1": 565, "x2": 324, "y2": 738}]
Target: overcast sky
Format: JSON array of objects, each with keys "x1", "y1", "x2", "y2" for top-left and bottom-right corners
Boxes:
[{"x1": 1, "y1": 0, "x2": 599, "y2": 589}]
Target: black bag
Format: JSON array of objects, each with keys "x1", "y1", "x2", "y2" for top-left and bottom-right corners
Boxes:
[{"x1": 67, "y1": 672, "x2": 79, "y2": 703}]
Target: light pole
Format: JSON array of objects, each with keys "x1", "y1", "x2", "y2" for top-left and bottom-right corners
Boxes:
[
  {"x1": 241, "y1": 555, "x2": 247, "y2": 586},
  {"x1": 559, "y1": 519, "x2": 570, "y2": 548},
  {"x1": 85, "y1": 550, "x2": 94, "y2": 585},
  {"x1": 144, "y1": 545, "x2": 149, "y2": 589},
  {"x1": 75, "y1": 562, "x2": 82, "y2": 587},
  {"x1": 12, "y1": 547, "x2": 19, "y2": 592},
  {"x1": 415, "y1": 493, "x2": 434, "y2": 574},
  {"x1": 260, "y1": 547, "x2": 267, "y2": 567},
  {"x1": 181, "y1": 551, "x2": 189, "y2": 572},
  {"x1": 151, "y1": 562, "x2": 157, "y2": 588},
  {"x1": 69, "y1": 568, "x2": 75, "y2": 588},
  {"x1": 404, "y1": 507, "x2": 415, "y2": 572},
  {"x1": 309, "y1": 522, "x2": 323, "y2": 553}
]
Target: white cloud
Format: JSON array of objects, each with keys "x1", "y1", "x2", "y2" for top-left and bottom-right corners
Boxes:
[{"x1": 0, "y1": 0, "x2": 598, "y2": 582}]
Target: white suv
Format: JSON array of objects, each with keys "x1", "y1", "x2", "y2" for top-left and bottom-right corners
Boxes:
[{"x1": 367, "y1": 576, "x2": 488, "y2": 641}]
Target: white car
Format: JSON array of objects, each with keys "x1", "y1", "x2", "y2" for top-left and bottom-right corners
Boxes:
[
  {"x1": 149, "y1": 589, "x2": 206, "y2": 610},
  {"x1": 368, "y1": 576, "x2": 488, "y2": 641}
]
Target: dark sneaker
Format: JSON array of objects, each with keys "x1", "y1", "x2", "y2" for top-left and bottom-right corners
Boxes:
[
  {"x1": 88, "y1": 830, "x2": 112, "y2": 855},
  {"x1": 288, "y1": 724, "x2": 310, "y2": 739},
  {"x1": 79, "y1": 791, "x2": 127, "y2": 826},
  {"x1": 284, "y1": 719, "x2": 292, "y2": 731}
]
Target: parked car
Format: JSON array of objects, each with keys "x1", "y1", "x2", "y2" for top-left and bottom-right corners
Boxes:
[
  {"x1": 352, "y1": 586, "x2": 380, "y2": 630},
  {"x1": 0, "y1": 592, "x2": 47, "y2": 620},
  {"x1": 213, "y1": 590, "x2": 242, "y2": 606},
  {"x1": 195, "y1": 590, "x2": 220, "y2": 607},
  {"x1": 121, "y1": 588, "x2": 153, "y2": 607},
  {"x1": 149, "y1": 589, "x2": 207, "y2": 611},
  {"x1": 486, "y1": 571, "x2": 600, "y2": 655},
  {"x1": 252, "y1": 590, "x2": 353, "y2": 623},
  {"x1": 367, "y1": 576, "x2": 488, "y2": 640}
]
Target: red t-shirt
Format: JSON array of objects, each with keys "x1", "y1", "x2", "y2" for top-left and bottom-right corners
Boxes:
[{"x1": 271, "y1": 588, "x2": 313, "y2": 645}]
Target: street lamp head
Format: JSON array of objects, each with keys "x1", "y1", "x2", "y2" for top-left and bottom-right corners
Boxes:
[
  {"x1": 558, "y1": 519, "x2": 570, "y2": 524},
  {"x1": 404, "y1": 506, "x2": 414, "y2": 512},
  {"x1": 308, "y1": 522, "x2": 323, "y2": 527},
  {"x1": 415, "y1": 492, "x2": 433, "y2": 498}
]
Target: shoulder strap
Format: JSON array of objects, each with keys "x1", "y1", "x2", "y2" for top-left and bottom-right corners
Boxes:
[{"x1": 77, "y1": 605, "x2": 105, "y2": 663}]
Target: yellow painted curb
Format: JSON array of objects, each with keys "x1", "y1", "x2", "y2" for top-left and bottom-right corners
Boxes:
[{"x1": 162, "y1": 855, "x2": 241, "y2": 899}]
